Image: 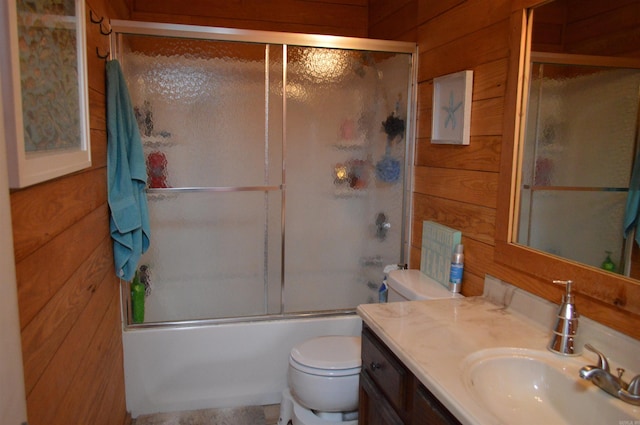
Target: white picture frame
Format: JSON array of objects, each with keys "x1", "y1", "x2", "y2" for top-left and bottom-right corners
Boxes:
[
  {"x1": 431, "y1": 70, "x2": 473, "y2": 145},
  {"x1": 0, "y1": 0, "x2": 91, "y2": 188}
]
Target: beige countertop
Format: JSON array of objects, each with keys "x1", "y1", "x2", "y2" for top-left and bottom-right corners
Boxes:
[{"x1": 357, "y1": 296, "x2": 640, "y2": 425}]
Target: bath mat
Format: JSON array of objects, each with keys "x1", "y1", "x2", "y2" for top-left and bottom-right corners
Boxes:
[{"x1": 134, "y1": 405, "x2": 266, "y2": 425}]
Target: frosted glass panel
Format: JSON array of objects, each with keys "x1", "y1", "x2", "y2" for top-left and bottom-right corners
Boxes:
[
  {"x1": 121, "y1": 36, "x2": 282, "y2": 188},
  {"x1": 518, "y1": 62, "x2": 640, "y2": 272},
  {"x1": 284, "y1": 48, "x2": 412, "y2": 312},
  {"x1": 141, "y1": 191, "x2": 282, "y2": 322},
  {"x1": 526, "y1": 190, "x2": 627, "y2": 270},
  {"x1": 524, "y1": 65, "x2": 639, "y2": 189}
]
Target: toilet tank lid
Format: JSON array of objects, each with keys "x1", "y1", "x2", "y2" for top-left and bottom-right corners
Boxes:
[
  {"x1": 290, "y1": 336, "x2": 361, "y2": 370},
  {"x1": 388, "y1": 269, "x2": 463, "y2": 300}
]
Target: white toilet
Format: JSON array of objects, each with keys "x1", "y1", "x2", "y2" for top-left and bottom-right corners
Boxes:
[
  {"x1": 279, "y1": 335, "x2": 361, "y2": 425},
  {"x1": 278, "y1": 269, "x2": 462, "y2": 425}
]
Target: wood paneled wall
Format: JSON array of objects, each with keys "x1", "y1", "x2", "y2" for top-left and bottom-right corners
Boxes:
[
  {"x1": 9, "y1": 1, "x2": 131, "y2": 424},
  {"x1": 126, "y1": 0, "x2": 368, "y2": 37},
  {"x1": 368, "y1": 0, "x2": 418, "y2": 41},
  {"x1": 410, "y1": 0, "x2": 511, "y2": 298},
  {"x1": 533, "y1": 0, "x2": 640, "y2": 57}
]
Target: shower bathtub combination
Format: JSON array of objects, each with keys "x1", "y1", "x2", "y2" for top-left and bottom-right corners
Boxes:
[{"x1": 110, "y1": 20, "x2": 416, "y2": 416}]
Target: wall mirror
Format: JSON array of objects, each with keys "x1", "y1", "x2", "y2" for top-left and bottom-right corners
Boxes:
[
  {"x1": 496, "y1": 0, "x2": 640, "y2": 318},
  {"x1": 516, "y1": 0, "x2": 640, "y2": 277},
  {"x1": 0, "y1": 0, "x2": 91, "y2": 188}
]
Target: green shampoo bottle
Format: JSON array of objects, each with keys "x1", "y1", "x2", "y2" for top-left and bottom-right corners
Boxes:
[{"x1": 131, "y1": 271, "x2": 145, "y2": 323}]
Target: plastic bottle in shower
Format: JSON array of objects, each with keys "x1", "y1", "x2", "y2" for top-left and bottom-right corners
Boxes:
[
  {"x1": 449, "y1": 244, "x2": 464, "y2": 293},
  {"x1": 131, "y1": 271, "x2": 145, "y2": 324}
]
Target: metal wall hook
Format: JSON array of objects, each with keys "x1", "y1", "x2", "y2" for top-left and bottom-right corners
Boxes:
[
  {"x1": 89, "y1": 10, "x2": 103, "y2": 24},
  {"x1": 100, "y1": 21, "x2": 112, "y2": 36},
  {"x1": 96, "y1": 47, "x2": 110, "y2": 60}
]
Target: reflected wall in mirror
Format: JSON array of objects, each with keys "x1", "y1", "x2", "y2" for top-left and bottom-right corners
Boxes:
[{"x1": 514, "y1": 0, "x2": 640, "y2": 279}]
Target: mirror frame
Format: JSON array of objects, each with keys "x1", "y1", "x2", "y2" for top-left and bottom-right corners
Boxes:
[{"x1": 495, "y1": 0, "x2": 640, "y2": 330}]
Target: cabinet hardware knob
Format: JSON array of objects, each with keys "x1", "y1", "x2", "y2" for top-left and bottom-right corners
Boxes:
[{"x1": 370, "y1": 362, "x2": 382, "y2": 371}]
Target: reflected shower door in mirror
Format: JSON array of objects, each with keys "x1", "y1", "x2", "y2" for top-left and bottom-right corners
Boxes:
[
  {"x1": 512, "y1": 0, "x2": 640, "y2": 279},
  {"x1": 517, "y1": 60, "x2": 640, "y2": 275}
]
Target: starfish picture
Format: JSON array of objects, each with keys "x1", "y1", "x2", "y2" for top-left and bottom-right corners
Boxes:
[{"x1": 442, "y1": 90, "x2": 462, "y2": 130}]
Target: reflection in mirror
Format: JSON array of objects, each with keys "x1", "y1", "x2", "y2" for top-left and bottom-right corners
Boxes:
[{"x1": 514, "y1": 0, "x2": 640, "y2": 279}]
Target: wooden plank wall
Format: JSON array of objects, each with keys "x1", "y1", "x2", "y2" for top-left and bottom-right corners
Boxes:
[
  {"x1": 126, "y1": 0, "x2": 368, "y2": 37},
  {"x1": 533, "y1": 0, "x2": 640, "y2": 57},
  {"x1": 370, "y1": 0, "x2": 509, "y2": 299},
  {"x1": 9, "y1": 1, "x2": 131, "y2": 424},
  {"x1": 368, "y1": 0, "x2": 418, "y2": 42},
  {"x1": 407, "y1": 0, "x2": 511, "y2": 298}
]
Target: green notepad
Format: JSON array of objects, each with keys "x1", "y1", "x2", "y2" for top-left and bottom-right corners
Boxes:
[{"x1": 420, "y1": 221, "x2": 462, "y2": 287}]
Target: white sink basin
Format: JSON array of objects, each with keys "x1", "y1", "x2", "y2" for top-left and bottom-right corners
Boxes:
[{"x1": 461, "y1": 348, "x2": 639, "y2": 425}]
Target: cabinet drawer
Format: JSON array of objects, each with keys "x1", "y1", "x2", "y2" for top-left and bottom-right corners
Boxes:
[{"x1": 361, "y1": 327, "x2": 409, "y2": 414}]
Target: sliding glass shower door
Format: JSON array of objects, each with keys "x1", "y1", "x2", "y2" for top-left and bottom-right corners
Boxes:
[{"x1": 114, "y1": 24, "x2": 414, "y2": 324}]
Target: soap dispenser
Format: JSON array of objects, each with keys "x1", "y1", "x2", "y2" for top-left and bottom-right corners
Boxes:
[{"x1": 548, "y1": 280, "x2": 580, "y2": 356}]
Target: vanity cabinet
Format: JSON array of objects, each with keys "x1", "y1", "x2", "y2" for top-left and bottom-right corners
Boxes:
[
  {"x1": 413, "y1": 383, "x2": 462, "y2": 425},
  {"x1": 359, "y1": 325, "x2": 462, "y2": 425}
]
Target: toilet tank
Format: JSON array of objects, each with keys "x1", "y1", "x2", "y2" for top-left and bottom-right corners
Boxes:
[{"x1": 387, "y1": 269, "x2": 463, "y2": 302}]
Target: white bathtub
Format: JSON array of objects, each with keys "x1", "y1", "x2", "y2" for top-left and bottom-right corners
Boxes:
[{"x1": 122, "y1": 314, "x2": 362, "y2": 417}]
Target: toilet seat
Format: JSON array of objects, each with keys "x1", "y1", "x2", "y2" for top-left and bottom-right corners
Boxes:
[
  {"x1": 289, "y1": 336, "x2": 361, "y2": 375},
  {"x1": 289, "y1": 356, "x2": 360, "y2": 377}
]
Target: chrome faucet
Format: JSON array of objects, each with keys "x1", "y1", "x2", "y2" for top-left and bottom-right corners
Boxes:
[
  {"x1": 579, "y1": 344, "x2": 640, "y2": 405},
  {"x1": 548, "y1": 280, "x2": 579, "y2": 356}
]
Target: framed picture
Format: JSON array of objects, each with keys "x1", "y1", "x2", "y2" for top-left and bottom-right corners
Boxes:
[
  {"x1": 431, "y1": 70, "x2": 473, "y2": 145},
  {"x1": 0, "y1": 0, "x2": 91, "y2": 188}
]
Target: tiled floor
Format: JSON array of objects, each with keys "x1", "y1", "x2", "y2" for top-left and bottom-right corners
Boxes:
[{"x1": 132, "y1": 404, "x2": 280, "y2": 425}]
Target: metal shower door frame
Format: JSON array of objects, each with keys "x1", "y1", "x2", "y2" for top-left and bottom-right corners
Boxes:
[{"x1": 110, "y1": 20, "x2": 418, "y2": 327}]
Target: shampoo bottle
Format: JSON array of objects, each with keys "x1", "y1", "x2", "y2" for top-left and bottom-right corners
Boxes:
[
  {"x1": 131, "y1": 271, "x2": 145, "y2": 323},
  {"x1": 449, "y1": 244, "x2": 464, "y2": 293},
  {"x1": 379, "y1": 264, "x2": 403, "y2": 303}
]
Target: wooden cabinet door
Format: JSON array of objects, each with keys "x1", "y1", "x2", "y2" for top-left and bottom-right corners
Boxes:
[
  {"x1": 413, "y1": 383, "x2": 462, "y2": 425},
  {"x1": 359, "y1": 371, "x2": 405, "y2": 425}
]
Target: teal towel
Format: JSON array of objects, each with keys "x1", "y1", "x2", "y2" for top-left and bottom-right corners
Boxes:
[
  {"x1": 106, "y1": 59, "x2": 150, "y2": 281},
  {"x1": 624, "y1": 149, "x2": 640, "y2": 245}
]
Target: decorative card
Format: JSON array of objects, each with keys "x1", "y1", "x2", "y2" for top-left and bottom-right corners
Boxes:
[
  {"x1": 431, "y1": 70, "x2": 473, "y2": 145},
  {"x1": 420, "y1": 221, "x2": 462, "y2": 287}
]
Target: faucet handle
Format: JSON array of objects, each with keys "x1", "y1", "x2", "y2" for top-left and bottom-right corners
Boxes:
[
  {"x1": 553, "y1": 280, "x2": 574, "y2": 302},
  {"x1": 584, "y1": 343, "x2": 610, "y2": 372},
  {"x1": 628, "y1": 375, "x2": 640, "y2": 395}
]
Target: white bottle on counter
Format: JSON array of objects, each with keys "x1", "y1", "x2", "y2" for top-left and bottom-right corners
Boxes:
[{"x1": 449, "y1": 244, "x2": 464, "y2": 293}]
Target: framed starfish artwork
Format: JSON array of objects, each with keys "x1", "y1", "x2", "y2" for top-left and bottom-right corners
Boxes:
[{"x1": 431, "y1": 70, "x2": 473, "y2": 145}]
